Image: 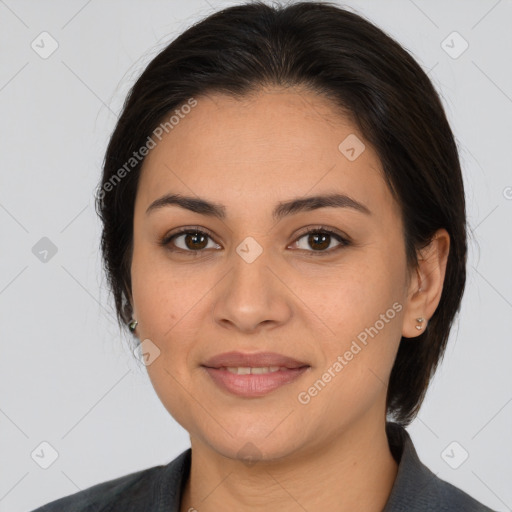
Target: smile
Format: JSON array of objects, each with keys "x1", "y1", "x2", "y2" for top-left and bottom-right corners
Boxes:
[
  {"x1": 202, "y1": 365, "x2": 310, "y2": 397},
  {"x1": 225, "y1": 366, "x2": 283, "y2": 374}
]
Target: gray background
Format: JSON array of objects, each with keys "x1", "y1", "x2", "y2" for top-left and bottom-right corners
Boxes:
[{"x1": 0, "y1": 0, "x2": 511, "y2": 511}]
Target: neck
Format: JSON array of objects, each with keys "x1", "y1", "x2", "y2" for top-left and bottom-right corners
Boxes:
[{"x1": 179, "y1": 415, "x2": 398, "y2": 512}]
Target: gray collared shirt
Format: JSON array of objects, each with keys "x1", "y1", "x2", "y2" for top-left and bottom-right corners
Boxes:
[{"x1": 31, "y1": 423, "x2": 495, "y2": 511}]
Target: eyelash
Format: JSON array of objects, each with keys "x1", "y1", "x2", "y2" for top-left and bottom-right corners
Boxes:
[{"x1": 159, "y1": 225, "x2": 351, "y2": 256}]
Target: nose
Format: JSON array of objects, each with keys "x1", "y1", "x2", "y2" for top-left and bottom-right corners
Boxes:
[{"x1": 212, "y1": 244, "x2": 293, "y2": 334}]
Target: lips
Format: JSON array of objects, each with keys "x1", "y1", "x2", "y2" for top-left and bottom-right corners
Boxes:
[
  {"x1": 201, "y1": 351, "x2": 310, "y2": 397},
  {"x1": 202, "y1": 351, "x2": 309, "y2": 370}
]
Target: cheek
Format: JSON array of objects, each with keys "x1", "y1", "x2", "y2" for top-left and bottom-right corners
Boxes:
[
  {"x1": 145, "y1": 359, "x2": 199, "y2": 435},
  {"x1": 131, "y1": 242, "x2": 193, "y2": 336},
  {"x1": 299, "y1": 309, "x2": 403, "y2": 431},
  {"x1": 312, "y1": 259, "x2": 392, "y2": 331},
  {"x1": 312, "y1": 257, "x2": 405, "y2": 394},
  {"x1": 130, "y1": 245, "x2": 203, "y2": 394}
]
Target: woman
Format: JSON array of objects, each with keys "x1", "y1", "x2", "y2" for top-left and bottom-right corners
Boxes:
[{"x1": 32, "y1": 1, "x2": 496, "y2": 510}]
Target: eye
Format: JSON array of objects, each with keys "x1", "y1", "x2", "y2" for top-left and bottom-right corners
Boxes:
[
  {"x1": 160, "y1": 227, "x2": 220, "y2": 253},
  {"x1": 290, "y1": 227, "x2": 350, "y2": 254},
  {"x1": 159, "y1": 225, "x2": 350, "y2": 255}
]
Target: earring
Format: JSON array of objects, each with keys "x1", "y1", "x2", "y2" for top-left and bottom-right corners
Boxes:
[
  {"x1": 128, "y1": 319, "x2": 138, "y2": 332},
  {"x1": 415, "y1": 317, "x2": 425, "y2": 330}
]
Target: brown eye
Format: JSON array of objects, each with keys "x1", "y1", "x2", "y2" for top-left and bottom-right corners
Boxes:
[
  {"x1": 291, "y1": 228, "x2": 350, "y2": 254},
  {"x1": 307, "y1": 232, "x2": 331, "y2": 251},
  {"x1": 161, "y1": 226, "x2": 349, "y2": 256},
  {"x1": 182, "y1": 231, "x2": 208, "y2": 250},
  {"x1": 162, "y1": 229, "x2": 220, "y2": 252}
]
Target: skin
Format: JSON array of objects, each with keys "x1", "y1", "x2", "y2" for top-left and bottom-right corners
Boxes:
[{"x1": 130, "y1": 86, "x2": 450, "y2": 512}]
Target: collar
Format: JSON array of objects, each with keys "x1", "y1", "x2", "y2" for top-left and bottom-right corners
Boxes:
[{"x1": 383, "y1": 422, "x2": 441, "y2": 511}]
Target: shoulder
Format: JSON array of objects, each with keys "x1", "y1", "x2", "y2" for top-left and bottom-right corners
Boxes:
[
  {"x1": 29, "y1": 449, "x2": 191, "y2": 512},
  {"x1": 384, "y1": 423, "x2": 496, "y2": 512},
  {"x1": 430, "y1": 475, "x2": 496, "y2": 511},
  {"x1": 30, "y1": 465, "x2": 163, "y2": 512}
]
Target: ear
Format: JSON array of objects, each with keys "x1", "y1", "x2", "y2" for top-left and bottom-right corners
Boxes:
[{"x1": 402, "y1": 228, "x2": 450, "y2": 339}]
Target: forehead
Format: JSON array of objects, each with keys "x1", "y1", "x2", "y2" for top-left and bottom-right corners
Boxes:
[{"x1": 136, "y1": 87, "x2": 399, "y2": 224}]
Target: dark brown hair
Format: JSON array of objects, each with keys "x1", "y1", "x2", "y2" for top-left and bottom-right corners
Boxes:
[{"x1": 95, "y1": 1, "x2": 467, "y2": 425}]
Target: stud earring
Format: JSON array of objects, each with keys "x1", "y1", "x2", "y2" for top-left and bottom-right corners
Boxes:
[
  {"x1": 415, "y1": 317, "x2": 425, "y2": 330},
  {"x1": 128, "y1": 319, "x2": 138, "y2": 332}
]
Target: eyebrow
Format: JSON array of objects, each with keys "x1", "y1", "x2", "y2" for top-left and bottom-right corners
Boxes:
[{"x1": 145, "y1": 192, "x2": 371, "y2": 220}]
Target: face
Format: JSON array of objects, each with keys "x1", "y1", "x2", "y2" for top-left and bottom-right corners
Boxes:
[{"x1": 130, "y1": 87, "x2": 414, "y2": 462}]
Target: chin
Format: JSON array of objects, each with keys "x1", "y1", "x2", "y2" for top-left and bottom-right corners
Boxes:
[{"x1": 190, "y1": 422, "x2": 308, "y2": 465}]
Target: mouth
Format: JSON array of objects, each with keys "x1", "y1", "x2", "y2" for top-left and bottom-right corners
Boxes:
[
  {"x1": 218, "y1": 366, "x2": 301, "y2": 374},
  {"x1": 202, "y1": 350, "x2": 309, "y2": 369},
  {"x1": 201, "y1": 351, "x2": 310, "y2": 397}
]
